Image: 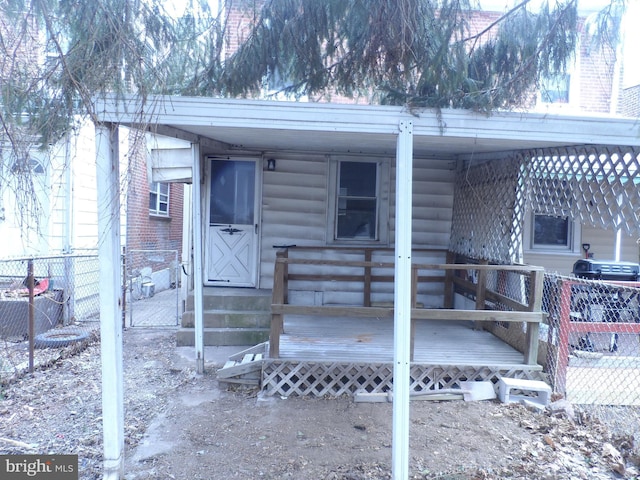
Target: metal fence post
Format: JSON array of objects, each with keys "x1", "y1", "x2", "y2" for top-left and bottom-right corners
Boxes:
[
  {"x1": 122, "y1": 247, "x2": 127, "y2": 330},
  {"x1": 63, "y1": 253, "x2": 76, "y2": 326},
  {"x1": 28, "y1": 259, "x2": 35, "y2": 374},
  {"x1": 554, "y1": 278, "x2": 572, "y2": 395}
]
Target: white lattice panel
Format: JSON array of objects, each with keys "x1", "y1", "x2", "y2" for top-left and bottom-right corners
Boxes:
[
  {"x1": 451, "y1": 157, "x2": 526, "y2": 263},
  {"x1": 524, "y1": 146, "x2": 640, "y2": 235},
  {"x1": 262, "y1": 360, "x2": 544, "y2": 397},
  {"x1": 451, "y1": 146, "x2": 640, "y2": 264}
]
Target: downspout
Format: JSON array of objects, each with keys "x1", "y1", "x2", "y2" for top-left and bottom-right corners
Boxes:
[
  {"x1": 615, "y1": 228, "x2": 622, "y2": 262},
  {"x1": 63, "y1": 133, "x2": 75, "y2": 325},
  {"x1": 609, "y1": 17, "x2": 624, "y2": 116},
  {"x1": 611, "y1": 14, "x2": 625, "y2": 261},
  {"x1": 63, "y1": 133, "x2": 73, "y2": 253}
]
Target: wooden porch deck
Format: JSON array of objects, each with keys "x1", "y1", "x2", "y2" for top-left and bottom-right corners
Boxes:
[
  {"x1": 277, "y1": 315, "x2": 529, "y2": 367},
  {"x1": 259, "y1": 315, "x2": 543, "y2": 397},
  {"x1": 221, "y1": 248, "x2": 548, "y2": 397}
]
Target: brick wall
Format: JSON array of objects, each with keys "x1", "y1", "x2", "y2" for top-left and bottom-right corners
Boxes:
[
  {"x1": 224, "y1": 0, "x2": 264, "y2": 59},
  {"x1": 575, "y1": 24, "x2": 617, "y2": 113},
  {"x1": 125, "y1": 131, "x2": 183, "y2": 268},
  {"x1": 619, "y1": 84, "x2": 640, "y2": 117},
  {"x1": 221, "y1": 4, "x2": 619, "y2": 114}
]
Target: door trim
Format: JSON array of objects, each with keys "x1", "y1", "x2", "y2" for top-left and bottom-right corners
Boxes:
[{"x1": 204, "y1": 156, "x2": 262, "y2": 287}]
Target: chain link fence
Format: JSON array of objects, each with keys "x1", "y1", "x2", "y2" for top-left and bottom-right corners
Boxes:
[
  {"x1": 125, "y1": 249, "x2": 180, "y2": 327},
  {"x1": 541, "y1": 274, "x2": 640, "y2": 406},
  {"x1": 0, "y1": 252, "x2": 100, "y2": 384},
  {"x1": 452, "y1": 258, "x2": 640, "y2": 406}
]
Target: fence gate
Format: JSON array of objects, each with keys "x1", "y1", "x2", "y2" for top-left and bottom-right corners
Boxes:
[{"x1": 125, "y1": 249, "x2": 180, "y2": 327}]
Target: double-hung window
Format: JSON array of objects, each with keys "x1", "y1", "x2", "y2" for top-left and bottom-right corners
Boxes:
[
  {"x1": 149, "y1": 182, "x2": 169, "y2": 216},
  {"x1": 328, "y1": 158, "x2": 388, "y2": 243}
]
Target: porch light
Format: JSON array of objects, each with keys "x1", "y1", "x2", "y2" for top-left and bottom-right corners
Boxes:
[{"x1": 267, "y1": 158, "x2": 276, "y2": 171}]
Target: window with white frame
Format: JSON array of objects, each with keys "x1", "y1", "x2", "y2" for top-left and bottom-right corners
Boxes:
[
  {"x1": 540, "y1": 74, "x2": 571, "y2": 104},
  {"x1": 149, "y1": 182, "x2": 169, "y2": 216},
  {"x1": 524, "y1": 212, "x2": 581, "y2": 254},
  {"x1": 533, "y1": 214, "x2": 572, "y2": 248},
  {"x1": 536, "y1": 50, "x2": 579, "y2": 112},
  {"x1": 328, "y1": 159, "x2": 388, "y2": 243}
]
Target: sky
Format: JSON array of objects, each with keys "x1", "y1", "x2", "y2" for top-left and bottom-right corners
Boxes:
[{"x1": 622, "y1": 0, "x2": 640, "y2": 86}]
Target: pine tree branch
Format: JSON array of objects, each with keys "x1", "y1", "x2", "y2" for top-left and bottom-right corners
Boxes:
[{"x1": 463, "y1": 0, "x2": 532, "y2": 52}]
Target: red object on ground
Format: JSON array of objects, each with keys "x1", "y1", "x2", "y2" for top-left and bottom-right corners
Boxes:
[{"x1": 16, "y1": 277, "x2": 50, "y2": 296}]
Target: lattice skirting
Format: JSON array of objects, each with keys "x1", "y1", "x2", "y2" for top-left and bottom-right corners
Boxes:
[{"x1": 262, "y1": 360, "x2": 545, "y2": 397}]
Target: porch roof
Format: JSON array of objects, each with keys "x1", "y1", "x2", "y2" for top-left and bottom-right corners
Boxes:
[{"x1": 95, "y1": 95, "x2": 640, "y2": 157}]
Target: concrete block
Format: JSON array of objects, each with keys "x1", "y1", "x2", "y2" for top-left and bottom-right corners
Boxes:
[{"x1": 497, "y1": 377, "x2": 552, "y2": 407}]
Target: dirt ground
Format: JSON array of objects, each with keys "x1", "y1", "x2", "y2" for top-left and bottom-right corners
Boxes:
[{"x1": 1, "y1": 327, "x2": 640, "y2": 479}]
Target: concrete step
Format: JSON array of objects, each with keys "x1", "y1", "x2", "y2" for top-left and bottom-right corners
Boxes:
[
  {"x1": 185, "y1": 288, "x2": 272, "y2": 311},
  {"x1": 181, "y1": 311, "x2": 271, "y2": 329},
  {"x1": 176, "y1": 327, "x2": 270, "y2": 347}
]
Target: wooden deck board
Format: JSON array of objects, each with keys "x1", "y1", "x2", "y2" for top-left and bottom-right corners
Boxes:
[{"x1": 277, "y1": 315, "x2": 532, "y2": 367}]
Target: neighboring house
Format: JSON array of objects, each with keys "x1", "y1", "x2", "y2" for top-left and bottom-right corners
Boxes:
[
  {"x1": 0, "y1": 8, "x2": 185, "y2": 292},
  {"x1": 0, "y1": 121, "x2": 108, "y2": 323},
  {"x1": 497, "y1": 2, "x2": 640, "y2": 274},
  {"x1": 0, "y1": 121, "x2": 186, "y2": 262},
  {"x1": 123, "y1": 132, "x2": 187, "y2": 293},
  {"x1": 518, "y1": 3, "x2": 640, "y2": 275},
  {"x1": 0, "y1": 121, "x2": 102, "y2": 257},
  {"x1": 0, "y1": 120, "x2": 185, "y2": 325},
  {"x1": 620, "y1": 84, "x2": 640, "y2": 117},
  {"x1": 0, "y1": 144, "x2": 54, "y2": 256},
  {"x1": 522, "y1": 215, "x2": 639, "y2": 275}
]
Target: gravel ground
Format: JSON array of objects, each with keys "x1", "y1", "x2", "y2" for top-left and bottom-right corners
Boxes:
[{"x1": 1, "y1": 327, "x2": 640, "y2": 479}]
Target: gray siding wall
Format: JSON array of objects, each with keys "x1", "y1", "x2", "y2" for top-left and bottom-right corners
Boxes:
[
  {"x1": 258, "y1": 154, "x2": 456, "y2": 308},
  {"x1": 390, "y1": 158, "x2": 456, "y2": 247},
  {"x1": 259, "y1": 153, "x2": 328, "y2": 288},
  {"x1": 524, "y1": 225, "x2": 640, "y2": 275}
]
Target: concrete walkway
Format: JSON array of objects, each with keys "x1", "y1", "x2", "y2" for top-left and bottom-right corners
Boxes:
[
  {"x1": 125, "y1": 287, "x2": 181, "y2": 327},
  {"x1": 125, "y1": 287, "x2": 252, "y2": 367}
]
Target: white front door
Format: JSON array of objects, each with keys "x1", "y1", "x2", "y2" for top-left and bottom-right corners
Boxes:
[{"x1": 206, "y1": 157, "x2": 260, "y2": 287}]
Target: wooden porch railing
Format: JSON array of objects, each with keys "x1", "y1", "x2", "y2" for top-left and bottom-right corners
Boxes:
[{"x1": 269, "y1": 247, "x2": 545, "y2": 365}]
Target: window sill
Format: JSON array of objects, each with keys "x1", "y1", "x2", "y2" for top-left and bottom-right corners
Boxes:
[
  {"x1": 149, "y1": 213, "x2": 171, "y2": 221},
  {"x1": 524, "y1": 248, "x2": 581, "y2": 257}
]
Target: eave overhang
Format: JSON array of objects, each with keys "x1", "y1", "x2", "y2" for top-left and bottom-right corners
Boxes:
[{"x1": 94, "y1": 94, "x2": 640, "y2": 158}]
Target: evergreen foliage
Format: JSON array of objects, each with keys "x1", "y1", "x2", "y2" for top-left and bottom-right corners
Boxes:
[
  {"x1": 216, "y1": 0, "x2": 585, "y2": 109},
  {"x1": 0, "y1": 0, "x2": 221, "y2": 238},
  {"x1": 0, "y1": 0, "x2": 626, "y2": 146},
  {"x1": 0, "y1": 0, "x2": 221, "y2": 147}
]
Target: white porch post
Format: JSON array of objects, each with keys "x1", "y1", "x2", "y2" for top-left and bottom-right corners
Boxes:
[
  {"x1": 191, "y1": 142, "x2": 205, "y2": 373},
  {"x1": 95, "y1": 123, "x2": 124, "y2": 479},
  {"x1": 392, "y1": 120, "x2": 413, "y2": 480}
]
